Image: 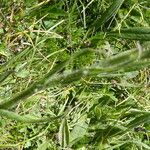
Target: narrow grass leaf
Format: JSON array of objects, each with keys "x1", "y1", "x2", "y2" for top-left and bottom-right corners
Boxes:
[
  {"x1": 132, "y1": 140, "x2": 150, "y2": 150},
  {"x1": 0, "y1": 48, "x2": 30, "y2": 73},
  {"x1": 58, "y1": 118, "x2": 70, "y2": 148},
  {"x1": 93, "y1": 0, "x2": 124, "y2": 30},
  {"x1": 108, "y1": 27, "x2": 150, "y2": 41},
  {"x1": 0, "y1": 49, "x2": 149, "y2": 109},
  {"x1": 96, "y1": 49, "x2": 150, "y2": 72},
  {"x1": 128, "y1": 109, "x2": 150, "y2": 115},
  {"x1": 0, "y1": 109, "x2": 63, "y2": 123},
  {"x1": 103, "y1": 125, "x2": 126, "y2": 138},
  {"x1": 0, "y1": 144, "x2": 18, "y2": 149},
  {"x1": 106, "y1": 142, "x2": 128, "y2": 150},
  {"x1": 0, "y1": 70, "x2": 13, "y2": 83},
  {"x1": 97, "y1": 49, "x2": 138, "y2": 68},
  {"x1": 120, "y1": 60, "x2": 150, "y2": 72},
  {"x1": 0, "y1": 49, "x2": 93, "y2": 109},
  {"x1": 127, "y1": 114, "x2": 150, "y2": 129}
]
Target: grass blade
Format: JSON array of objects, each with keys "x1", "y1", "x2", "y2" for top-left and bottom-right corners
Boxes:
[
  {"x1": 0, "y1": 48, "x2": 31, "y2": 73},
  {"x1": 0, "y1": 62, "x2": 68, "y2": 109},
  {"x1": 108, "y1": 27, "x2": 150, "y2": 41},
  {"x1": 58, "y1": 118, "x2": 70, "y2": 148},
  {"x1": 0, "y1": 48, "x2": 149, "y2": 109},
  {"x1": 0, "y1": 109, "x2": 64, "y2": 123},
  {"x1": 0, "y1": 49, "x2": 94, "y2": 109},
  {"x1": 127, "y1": 114, "x2": 150, "y2": 129},
  {"x1": 93, "y1": 0, "x2": 124, "y2": 30},
  {"x1": 97, "y1": 49, "x2": 138, "y2": 68},
  {"x1": 0, "y1": 70, "x2": 13, "y2": 84}
]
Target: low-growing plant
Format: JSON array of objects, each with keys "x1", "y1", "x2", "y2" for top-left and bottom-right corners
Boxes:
[{"x1": 0, "y1": 0, "x2": 150, "y2": 149}]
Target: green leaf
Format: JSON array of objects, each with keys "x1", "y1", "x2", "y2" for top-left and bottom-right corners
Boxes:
[
  {"x1": 106, "y1": 141, "x2": 128, "y2": 150},
  {"x1": 98, "y1": 49, "x2": 138, "y2": 68},
  {"x1": 70, "y1": 116, "x2": 88, "y2": 146},
  {"x1": 91, "y1": 125, "x2": 127, "y2": 144},
  {"x1": 101, "y1": 125, "x2": 126, "y2": 138},
  {"x1": 127, "y1": 114, "x2": 150, "y2": 129},
  {"x1": 0, "y1": 109, "x2": 63, "y2": 123},
  {"x1": 0, "y1": 49, "x2": 150, "y2": 109},
  {"x1": 95, "y1": 49, "x2": 150, "y2": 73},
  {"x1": 15, "y1": 69, "x2": 30, "y2": 78},
  {"x1": 108, "y1": 27, "x2": 150, "y2": 41},
  {"x1": 37, "y1": 141, "x2": 49, "y2": 150},
  {"x1": 58, "y1": 118, "x2": 70, "y2": 148},
  {"x1": 93, "y1": 0, "x2": 124, "y2": 30},
  {"x1": 0, "y1": 48, "x2": 31, "y2": 73},
  {"x1": 0, "y1": 49, "x2": 93, "y2": 109},
  {"x1": 0, "y1": 70, "x2": 13, "y2": 83},
  {"x1": 132, "y1": 140, "x2": 150, "y2": 150}
]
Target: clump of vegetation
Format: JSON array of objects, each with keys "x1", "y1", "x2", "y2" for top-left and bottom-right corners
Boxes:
[{"x1": 0, "y1": 0, "x2": 150, "y2": 149}]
